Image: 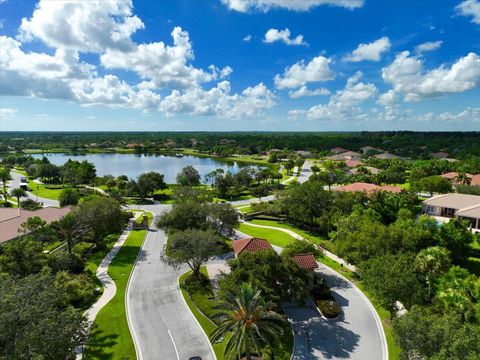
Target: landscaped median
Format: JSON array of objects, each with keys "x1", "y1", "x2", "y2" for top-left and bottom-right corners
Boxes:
[
  {"x1": 179, "y1": 267, "x2": 293, "y2": 360},
  {"x1": 84, "y1": 213, "x2": 152, "y2": 360}
]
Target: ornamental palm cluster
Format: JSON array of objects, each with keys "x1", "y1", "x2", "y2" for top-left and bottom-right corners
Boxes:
[{"x1": 211, "y1": 283, "x2": 286, "y2": 360}]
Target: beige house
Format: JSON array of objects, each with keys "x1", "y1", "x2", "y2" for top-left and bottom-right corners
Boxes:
[{"x1": 422, "y1": 193, "x2": 480, "y2": 232}]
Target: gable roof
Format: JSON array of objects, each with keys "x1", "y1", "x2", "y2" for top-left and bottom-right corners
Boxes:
[
  {"x1": 330, "y1": 147, "x2": 349, "y2": 154},
  {"x1": 231, "y1": 237, "x2": 273, "y2": 256},
  {"x1": 291, "y1": 253, "x2": 318, "y2": 271},
  {"x1": 345, "y1": 159, "x2": 363, "y2": 168}
]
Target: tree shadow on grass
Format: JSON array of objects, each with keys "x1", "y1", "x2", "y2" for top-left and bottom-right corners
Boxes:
[{"x1": 83, "y1": 328, "x2": 119, "y2": 360}]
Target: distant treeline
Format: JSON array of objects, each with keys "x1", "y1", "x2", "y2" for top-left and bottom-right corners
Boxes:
[{"x1": 1, "y1": 131, "x2": 480, "y2": 159}]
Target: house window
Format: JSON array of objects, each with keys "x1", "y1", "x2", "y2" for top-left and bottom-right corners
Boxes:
[
  {"x1": 426, "y1": 206, "x2": 435, "y2": 214},
  {"x1": 442, "y1": 208, "x2": 456, "y2": 217}
]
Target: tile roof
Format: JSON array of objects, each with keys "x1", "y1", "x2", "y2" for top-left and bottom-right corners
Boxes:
[
  {"x1": 345, "y1": 160, "x2": 363, "y2": 168},
  {"x1": 0, "y1": 207, "x2": 71, "y2": 243},
  {"x1": 333, "y1": 182, "x2": 402, "y2": 194},
  {"x1": 231, "y1": 237, "x2": 273, "y2": 256},
  {"x1": 291, "y1": 253, "x2": 318, "y2": 271}
]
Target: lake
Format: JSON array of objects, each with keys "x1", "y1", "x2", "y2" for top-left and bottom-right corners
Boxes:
[{"x1": 31, "y1": 153, "x2": 258, "y2": 183}]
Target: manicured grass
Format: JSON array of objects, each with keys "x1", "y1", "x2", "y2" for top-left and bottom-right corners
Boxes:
[
  {"x1": 238, "y1": 223, "x2": 296, "y2": 247},
  {"x1": 179, "y1": 269, "x2": 227, "y2": 359},
  {"x1": 236, "y1": 205, "x2": 255, "y2": 213},
  {"x1": 248, "y1": 219, "x2": 336, "y2": 251},
  {"x1": 84, "y1": 228, "x2": 147, "y2": 360},
  {"x1": 27, "y1": 180, "x2": 64, "y2": 200}
]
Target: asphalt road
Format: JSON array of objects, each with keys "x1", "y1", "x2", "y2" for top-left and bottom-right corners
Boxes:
[
  {"x1": 284, "y1": 262, "x2": 387, "y2": 360},
  {"x1": 9, "y1": 171, "x2": 60, "y2": 207},
  {"x1": 126, "y1": 205, "x2": 215, "y2": 360},
  {"x1": 298, "y1": 160, "x2": 313, "y2": 184}
]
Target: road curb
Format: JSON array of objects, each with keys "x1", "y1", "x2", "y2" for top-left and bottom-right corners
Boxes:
[
  {"x1": 125, "y1": 218, "x2": 151, "y2": 360},
  {"x1": 177, "y1": 273, "x2": 218, "y2": 360}
]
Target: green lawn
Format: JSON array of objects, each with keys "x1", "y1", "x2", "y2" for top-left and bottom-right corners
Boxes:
[
  {"x1": 27, "y1": 179, "x2": 64, "y2": 200},
  {"x1": 84, "y1": 228, "x2": 147, "y2": 360},
  {"x1": 238, "y1": 223, "x2": 296, "y2": 247},
  {"x1": 247, "y1": 219, "x2": 336, "y2": 251},
  {"x1": 235, "y1": 205, "x2": 256, "y2": 213}
]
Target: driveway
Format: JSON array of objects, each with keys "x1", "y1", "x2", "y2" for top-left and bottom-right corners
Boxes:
[
  {"x1": 126, "y1": 205, "x2": 215, "y2": 360},
  {"x1": 298, "y1": 160, "x2": 313, "y2": 184},
  {"x1": 284, "y1": 262, "x2": 387, "y2": 360},
  {"x1": 9, "y1": 171, "x2": 60, "y2": 207}
]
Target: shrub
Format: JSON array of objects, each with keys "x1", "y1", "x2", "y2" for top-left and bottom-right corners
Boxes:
[
  {"x1": 317, "y1": 299, "x2": 341, "y2": 318},
  {"x1": 59, "y1": 188, "x2": 79, "y2": 207},
  {"x1": 48, "y1": 252, "x2": 85, "y2": 274},
  {"x1": 0, "y1": 201, "x2": 12, "y2": 208},
  {"x1": 20, "y1": 198, "x2": 42, "y2": 210}
]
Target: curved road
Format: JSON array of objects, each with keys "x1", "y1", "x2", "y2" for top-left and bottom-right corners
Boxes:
[
  {"x1": 9, "y1": 171, "x2": 60, "y2": 207},
  {"x1": 126, "y1": 205, "x2": 215, "y2": 360}
]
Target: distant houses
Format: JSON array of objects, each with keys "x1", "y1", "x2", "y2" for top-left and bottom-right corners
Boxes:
[{"x1": 333, "y1": 182, "x2": 403, "y2": 194}]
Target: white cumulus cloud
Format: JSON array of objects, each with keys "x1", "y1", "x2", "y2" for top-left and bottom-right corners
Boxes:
[
  {"x1": 101, "y1": 27, "x2": 232, "y2": 89},
  {"x1": 274, "y1": 55, "x2": 334, "y2": 89},
  {"x1": 415, "y1": 40, "x2": 443, "y2": 54},
  {"x1": 221, "y1": 0, "x2": 364, "y2": 12},
  {"x1": 288, "y1": 86, "x2": 330, "y2": 98},
  {"x1": 343, "y1": 36, "x2": 391, "y2": 62},
  {"x1": 456, "y1": 0, "x2": 480, "y2": 24},
  {"x1": 264, "y1": 28, "x2": 307, "y2": 46},
  {"x1": 288, "y1": 71, "x2": 376, "y2": 120},
  {"x1": 159, "y1": 81, "x2": 276, "y2": 118},
  {"x1": 382, "y1": 51, "x2": 480, "y2": 101},
  {"x1": 18, "y1": 0, "x2": 143, "y2": 53}
]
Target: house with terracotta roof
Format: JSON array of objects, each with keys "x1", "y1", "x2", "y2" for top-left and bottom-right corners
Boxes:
[
  {"x1": 231, "y1": 237, "x2": 273, "y2": 257},
  {"x1": 291, "y1": 253, "x2": 318, "y2": 271},
  {"x1": 345, "y1": 159, "x2": 363, "y2": 168},
  {"x1": 330, "y1": 147, "x2": 349, "y2": 155},
  {"x1": 0, "y1": 207, "x2": 71, "y2": 243},
  {"x1": 333, "y1": 182, "x2": 403, "y2": 194},
  {"x1": 422, "y1": 193, "x2": 480, "y2": 232},
  {"x1": 440, "y1": 172, "x2": 480, "y2": 185}
]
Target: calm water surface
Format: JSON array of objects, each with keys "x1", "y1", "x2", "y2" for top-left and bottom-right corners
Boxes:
[{"x1": 32, "y1": 153, "x2": 257, "y2": 183}]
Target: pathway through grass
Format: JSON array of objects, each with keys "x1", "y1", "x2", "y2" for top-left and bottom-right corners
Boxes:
[{"x1": 84, "y1": 228, "x2": 147, "y2": 360}]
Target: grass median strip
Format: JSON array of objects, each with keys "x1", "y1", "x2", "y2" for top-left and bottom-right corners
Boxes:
[{"x1": 84, "y1": 228, "x2": 147, "y2": 360}]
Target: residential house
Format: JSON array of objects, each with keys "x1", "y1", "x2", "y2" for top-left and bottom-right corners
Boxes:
[
  {"x1": 333, "y1": 182, "x2": 403, "y2": 194},
  {"x1": 295, "y1": 150, "x2": 313, "y2": 158},
  {"x1": 422, "y1": 193, "x2": 480, "y2": 232},
  {"x1": 231, "y1": 237, "x2": 273, "y2": 257},
  {"x1": 432, "y1": 151, "x2": 449, "y2": 159},
  {"x1": 374, "y1": 152, "x2": 400, "y2": 160},
  {"x1": 330, "y1": 147, "x2": 349, "y2": 155},
  {"x1": 0, "y1": 207, "x2": 71, "y2": 243},
  {"x1": 291, "y1": 253, "x2": 318, "y2": 271},
  {"x1": 345, "y1": 159, "x2": 363, "y2": 168}
]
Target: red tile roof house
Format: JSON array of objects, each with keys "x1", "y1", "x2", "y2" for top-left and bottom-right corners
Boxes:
[
  {"x1": 232, "y1": 237, "x2": 273, "y2": 257},
  {"x1": 291, "y1": 253, "x2": 318, "y2": 271},
  {"x1": 440, "y1": 172, "x2": 479, "y2": 184},
  {"x1": 333, "y1": 182, "x2": 403, "y2": 194},
  {"x1": 345, "y1": 159, "x2": 363, "y2": 168},
  {"x1": 0, "y1": 207, "x2": 71, "y2": 244}
]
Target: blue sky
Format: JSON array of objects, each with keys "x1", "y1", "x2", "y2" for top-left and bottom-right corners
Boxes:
[{"x1": 0, "y1": 0, "x2": 479, "y2": 131}]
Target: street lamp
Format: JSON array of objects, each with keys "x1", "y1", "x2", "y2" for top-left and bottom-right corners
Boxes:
[{"x1": 36, "y1": 185, "x2": 39, "y2": 201}]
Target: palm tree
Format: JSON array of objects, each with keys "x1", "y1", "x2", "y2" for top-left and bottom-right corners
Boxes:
[
  {"x1": 10, "y1": 187, "x2": 27, "y2": 207},
  {"x1": 211, "y1": 283, "x2": 286, "y2": 360},
  {"x1": 0, "y1": 167, "x2": 12, "y2": 201},
  {"x1": 54, "y1": 213, "x2": 84, "y2": 254},
  {"x1": 455, "y1": 172, "x2": 471, "y2": 185},
  {"x1": 414, "y1": 246, "x2": 451, "y2": 299}
]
